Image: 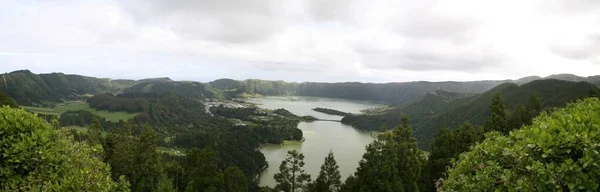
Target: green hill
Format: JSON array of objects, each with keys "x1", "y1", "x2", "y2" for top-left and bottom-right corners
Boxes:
[
  {"x1": 0, "y1": 70, "x2": 136, "y2": 106},
  {"x1": 123, "y1": 81, "x2": 224, "y2": 101},
  {"x1": 0, "y1": 90, "x2": 18, "y2": 108},
  {"x1": 342, "y1": 79, "x2": 600, "y2": 149}
]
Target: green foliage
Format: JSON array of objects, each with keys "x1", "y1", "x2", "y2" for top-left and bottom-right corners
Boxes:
[
  {"x1": 419, "y1": 122, "x2": 482, "y2": 192},
  {"x1": 210, "y1": 105, "x2": 304, "y2": 144},
  {"x1": 88, "y1": 116, "x2": 104, "y2": 146},
  {"x1": 124, "y1": 81, "x2": 224, "y2": 101},
  {"x1": 0, "y1": 90, "x2": 18, "y2": 108},
  {"x1": 131, "y1": 124, "x2": 169, "y2": 192},
  {"x1": 483, "y1": 93, "x2": 508, "y2": 133},
  {"x1": 312, "y1": 151, "x2": 342, "y2": 192},
  {"x1": 343, "y1": 79, "x2": 600, "y2": 149},
  {"x1": 441, "y1": 98, "x2": 600, "y2": 191},
  {"x1": 274, "y1": 150, "x2": 312, "y2": 192},
  {"x1": 224, "y1": 166, "x2": 249, "y2": 192},
  {"x1": 0, "y1": 106, "x2": 128, "y2": 191},
  {"x1": 185, "y1": 148, "x2": 224, "y2": 191},
  {"x1": 344, "y1": 116, "x2": 423, "y2": 192},
  {"x1": 312, "y1": 107, "x2": 351, "y2": 116},
  {"x1": 105, "y1": 121, "x2": 135, "y2": 181}
]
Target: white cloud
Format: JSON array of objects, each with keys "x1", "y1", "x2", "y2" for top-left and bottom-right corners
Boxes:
[{"x1": 0, "y1": 0, "x2": 599, "y2": 82}]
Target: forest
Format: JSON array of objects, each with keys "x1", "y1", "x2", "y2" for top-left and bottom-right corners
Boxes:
[{"x1": 3, "y1": 69, "x2": 600, "y2": 191}]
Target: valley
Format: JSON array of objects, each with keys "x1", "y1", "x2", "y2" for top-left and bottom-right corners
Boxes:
[{"x1": 1, "y1": 69, "x2": 600, "y2": 191}]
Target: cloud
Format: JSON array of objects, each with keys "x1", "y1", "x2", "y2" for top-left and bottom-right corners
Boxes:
[
  {"x1": 549, "y1": 34, "x2": 600, "y2": 61},
  {"x1": 1, "y1": 0, "x2": 600, "y2": 82},
  {"x1": 357, "y1": 39, "x2": 508, "y2": 72},
  {"x1": 117, "y1": 0, "x2": 283, "y2": 44}
]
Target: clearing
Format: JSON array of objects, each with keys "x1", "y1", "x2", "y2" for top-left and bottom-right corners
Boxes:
[{"x1": 23, "y1": 101, "x2": 139, "y2": 122}]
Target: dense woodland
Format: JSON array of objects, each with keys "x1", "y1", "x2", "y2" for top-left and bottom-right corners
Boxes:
[{"x1": 3, "y1": 70, "x2": 600, "y2": 191}]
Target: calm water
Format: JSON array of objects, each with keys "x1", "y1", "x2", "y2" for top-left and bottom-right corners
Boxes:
[{"x1": 245, "y1": 96, "x2": 384, "y2": 187}]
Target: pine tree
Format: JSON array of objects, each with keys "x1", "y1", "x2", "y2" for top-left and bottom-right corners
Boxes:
[
  {"x1": 224, "y1": 166, "x2": 248, "y2": 192},
  {"x1": 313, "y1": 151, "x2": 342, "y2": 192},
  {"x1": 185, "y1": 148, "x2": 224, "y2": 191},
  {"x1": 107, "y1": 121, "x2": 135, "y2": 181},
  {"x1": 274, "y1": 150, "x2": 311, "y2": 192},
  {"x1": 529, "y1": 92, "x2": 542, "y2": 114},
  {"x1": 132, "y1": 124, "x2": 168, "y2": 192},
  {"x1": 420, "y1": 122, "x2": 481, "y2": 192},
  {"x1": 348, "y1": 115, "x2": 423, "y2": 192},
  {"x1": 508, "y1": 104, "x2": 528, "y2": 131},
  {"x1": 484, "y1": 93, "x2": 507, "y2": 134},
  {"x1": 88, "y1": 116, "x2": 103, "y2": 146}
]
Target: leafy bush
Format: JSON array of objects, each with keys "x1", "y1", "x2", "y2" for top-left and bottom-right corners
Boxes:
[
  {"x1": 0, "y1": 106, "x2": 128, "y2": 191},
  {"x1": 441, "y1": 98, "x2": 600, "y2": 191}
]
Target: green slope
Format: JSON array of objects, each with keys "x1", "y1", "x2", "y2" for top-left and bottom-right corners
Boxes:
[
  {"x1": 0, "y1": 70, "x2": 136, "y2": 106},
  {"x1": 342, "y1": 79, "x2": 600, "y2": 149},
  {"x1": 124, "y1": 81, "x2": 224, "y2": 101}
]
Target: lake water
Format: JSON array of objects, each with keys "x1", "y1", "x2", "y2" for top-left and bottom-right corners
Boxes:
[{"x1": 245, "y1": 96, "x2": 384, "y2": 187}]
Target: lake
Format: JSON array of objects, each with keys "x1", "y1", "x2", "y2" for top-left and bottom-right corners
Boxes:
[{"x1": 245, "y1": 96, "x2": 385, "y2": 187}]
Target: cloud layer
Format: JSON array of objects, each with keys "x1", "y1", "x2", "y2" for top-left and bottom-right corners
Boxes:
[{"x1": 0, "y1": 0, "x2": 599, "y2": 82}]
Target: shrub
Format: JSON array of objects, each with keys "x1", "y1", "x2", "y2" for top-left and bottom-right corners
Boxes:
[{"x1": 441, "y1": 98, "x2": 600, "y2": 191}]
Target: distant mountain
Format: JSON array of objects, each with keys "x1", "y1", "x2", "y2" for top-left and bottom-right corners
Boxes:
[
  {"x1": 513, "y1": 76, "x2": 542, "y2": 85},
  {"x1": 124, "y1": 81, "x2": 224, "y2": 101},
  {"x1": 209, "y1": 78, "x2": 241, "y2": 90},
  {"x1": 3, "y1": 69, "x2": 599, "y2": 107},
  {"x1": 136, "y1": 77, "x2": 172, "y2": 84},
  {"x1": 544, "y1": 73, "x2": 587, "y2": 82},
  {"x1": 0, "y1": 70, "x2": 138, "y2": 106},
  {"x1": 211, "y1": 74, "x2": 599, "y2": 104},
  {"x1": 342, "y1": 79, "x2": 600, "y2": 149}
]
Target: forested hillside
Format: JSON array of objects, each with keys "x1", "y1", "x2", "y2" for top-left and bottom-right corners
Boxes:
[
  {"x1": 342, "y1": 79, "x2": 600, "y2": 149},
  {"x1": 212, "y1": 74, "x2": 600, "y2": 104},
  {"x1": 0, "y1": 70, "x2": 135, "y2": 106},
  {"x1": 124, "y1": 81, "x2": 224, "y2": 101}
]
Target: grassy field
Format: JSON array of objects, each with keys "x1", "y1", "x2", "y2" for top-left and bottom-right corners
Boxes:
[
  {"x1": 157, "y1": 147, "x2": 186, "y2": 156},
  {"x1": 23, "y1": 102, "x2": 139, "y2": 122}
]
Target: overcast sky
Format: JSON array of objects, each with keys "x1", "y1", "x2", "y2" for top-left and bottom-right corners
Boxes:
[{"x1": 1, "y1": 0, "x2": 599, "y2": 82}]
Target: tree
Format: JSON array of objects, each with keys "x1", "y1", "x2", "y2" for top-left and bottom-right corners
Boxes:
[
  {"x1": 106, "y1": 121, "x2": 135, "y2": 181},
  {"x1": 420, "y1": 122, "x2": 482, "y2": 191},
  {"x1": 484, "y1": 93, "x2": 507, "y2": 134},
  {"x1": 224, "y1": 166, "x2": 248, "y2": 192},
  {"x1": 50, "y1": 116, "x2": 60, "y2": 129},
  {"x1": 131, "y1": 124, "x2": 168, "y2": 192},
  {"x1": 346, "y1": 115, "x2": 423, "y2": 192},
  {"x1": 313, "y1": 151, "x2": 342, "y2": 192},
  {"x1": 589, "y1": 88, "x2": 600, "y2": 98},
  {"x1": 529, "y1": 92, "x2": 542, "y2": 114},
  {"x1": 185, "y1": 148, "x2": 224, "y2": 192},
  {"x1": 274, "y1": 150, "x2": 311, "y2": 192},
  {"x1": 88, "y1": 116, "x2": 103, "y2": 146},
  {"x1": 441, "y1": 98, "x2": 600, "y2": 191},
  {"x1": 0, "y1": 106, "x2": 129, "y2": 191},
  {"x1": 507, "y1": 103, "x2": 528, "y2": 131}
]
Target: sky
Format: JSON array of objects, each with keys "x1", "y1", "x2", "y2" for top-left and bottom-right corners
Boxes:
[{"x1": 0, "y1": 0, "x2": 599, "y2": 83}]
